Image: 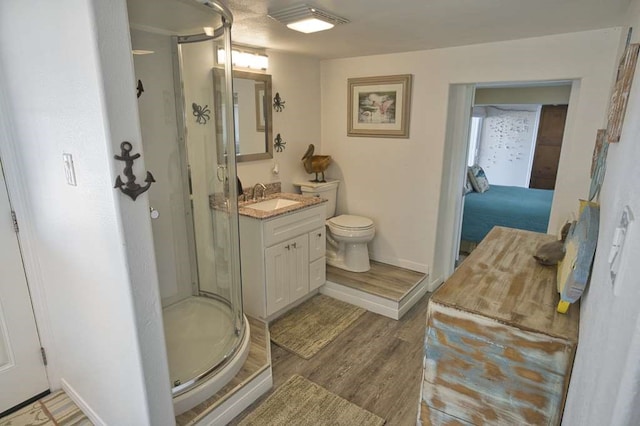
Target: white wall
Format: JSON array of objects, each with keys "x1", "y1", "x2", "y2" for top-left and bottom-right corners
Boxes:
[
  {"x1": 475, "y1": 85, "x2": 572, "y2": 105},
  {"x1": 563, "y1": 2, "x2": 640, "y2": 423},
  {"x1": 237, "y1": 51, "x2": 321, "y2": 192},
  {"x1": 321, "y1": 28, "x2": 620, "y2": 279},
  {"x1": 0, "y1": 1, "x2": 173, "y2": 424}
]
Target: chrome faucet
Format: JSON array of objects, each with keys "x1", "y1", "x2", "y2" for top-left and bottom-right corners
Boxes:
[{"x1": 252, "y1": 183, "x2": 267, "y2": 201}]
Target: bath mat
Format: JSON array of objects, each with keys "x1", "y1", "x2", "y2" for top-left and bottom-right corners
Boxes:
[
  {"x1": 0, "y1": 391, "x2": 91, "y2": 426},
  {"x1": 269, "y1": 294, "x2": 366, "y2": 359},
  {"x1": 238, "y1": 375, "x2": 385, "y2": 426}
]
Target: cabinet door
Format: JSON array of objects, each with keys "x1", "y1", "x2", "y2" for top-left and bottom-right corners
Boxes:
[
  {"x1": 309, "y1": 257, "x2": 326, "y2": 291},
  {"x1": 288, "y1": 234, "x2": 309, "y2": 302},
  {"x1": 265, "y1": 243, "x2": 290, "y2": 315},
  {"x1": 308, "y1": 227, "x2": 326, "y2": 262}
]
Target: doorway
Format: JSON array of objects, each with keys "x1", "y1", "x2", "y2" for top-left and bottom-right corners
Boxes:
[
  {"x1": 436, "y1": 81, "x2": 574, "y2": 280},
  {"x1": 459, "y1": 83, "x2": 570, "y2": 263}
]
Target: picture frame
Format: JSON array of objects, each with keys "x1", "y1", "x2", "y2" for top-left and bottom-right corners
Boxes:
[
  {"x1": 347, "y1": 74, "x2": 412, "y2": 138},
  {"x1": 255, "y1": 82, "x2": 266, "y2": 131},
  {"x1": 606, "y1": 42, "x2": 639, "y2": 143}
]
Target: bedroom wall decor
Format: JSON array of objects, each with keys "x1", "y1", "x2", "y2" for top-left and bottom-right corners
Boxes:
[
  {"x1": 347, "y1": 74, "x2": 412, "y2": 138},
  {"x1": 606, "y1": 30, "x2": 639, "y2": 143},
  {"x1": 475, "y1": 105, "x2": 538, "y2": 187}
]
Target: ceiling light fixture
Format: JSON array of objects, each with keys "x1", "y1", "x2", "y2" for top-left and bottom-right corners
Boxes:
[
  {"x1": 268, "y1": 4, "x2": 349, "y2": 34},
  {"x1": 217, "y1": 47, "x2": 269, "y2": 71}
]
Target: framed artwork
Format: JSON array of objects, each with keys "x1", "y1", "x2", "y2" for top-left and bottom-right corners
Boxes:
[
  {"x1": 347, "y1": 74, "x2": 412, "y2": 138},
  {"x1": 589, "y1": 129, "x2": 609, "y2": 201},
  {"x1": 255, "y1": 82, "x2": 266, "y2": 131},
  {"x1": 606, "y1": 42, "x2": 639, "y2": 143},
  {"x1": 590, "y1": 129, "x2": 606, "y2": 178}
]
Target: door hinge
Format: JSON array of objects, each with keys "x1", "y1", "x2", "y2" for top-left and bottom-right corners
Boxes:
[
  {"x1": 11, "y1": 210, "x2": 19, "y2": 233},
  {"x1": 40, "y1": 347, "x2": 48, "y2": 366}
]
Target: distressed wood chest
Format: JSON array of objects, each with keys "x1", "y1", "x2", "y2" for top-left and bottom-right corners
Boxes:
[{"x1": 420, "y1": 227, "x2": 579, "y2": 425}]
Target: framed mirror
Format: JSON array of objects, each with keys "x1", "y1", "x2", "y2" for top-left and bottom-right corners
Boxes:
[{"x1": 213, "y1": 68, "x2": 273, "y2": 162}]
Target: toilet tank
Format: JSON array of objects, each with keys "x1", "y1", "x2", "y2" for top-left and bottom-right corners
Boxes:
[{"x1": 295, "y1": 179, "x2": 339, "y2": 219}]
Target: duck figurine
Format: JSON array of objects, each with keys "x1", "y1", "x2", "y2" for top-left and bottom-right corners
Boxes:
[
  {"x1": 533, "y1": 222, "x2": 572, "y2": 266},
  {"x1": 302, "y1": 144, "x2": 332, "y2": 182}
]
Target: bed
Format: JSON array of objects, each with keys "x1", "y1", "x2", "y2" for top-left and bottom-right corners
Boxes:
[{"x1": 461, "y1": 184, "x2": 554, "y2": 243}]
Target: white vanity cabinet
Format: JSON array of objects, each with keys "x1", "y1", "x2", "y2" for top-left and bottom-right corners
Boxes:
[{"x1": 240, "y1": 203, "x2": 326, "y2": 320}]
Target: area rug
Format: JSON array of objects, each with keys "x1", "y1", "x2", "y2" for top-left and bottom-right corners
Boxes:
[
  {"x1": 269, "y1": 294, "x2": 366, "y2": 359},
  {"x1": 0, "y1": 391, "x2": 91, "y2": 426},
  {"x1": 238, "y1": 375, "x2": 385, "y2": 426}
]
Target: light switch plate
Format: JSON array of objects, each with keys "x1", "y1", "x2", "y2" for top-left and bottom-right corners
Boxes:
[
  {"x1": 63, "y1": 153, "x2": 77, "y2": 186},
  {"x1": 610, "y1": 205, "x2": 634, "y2": 289}
]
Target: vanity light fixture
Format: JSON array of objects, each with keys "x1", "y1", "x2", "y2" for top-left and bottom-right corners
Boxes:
[
  {"x1": 268, "y1": 4, "x2": 349, "y2": 34},
  {"x1": 217, "y1": 47, "x2": 268, "y2": 71}
]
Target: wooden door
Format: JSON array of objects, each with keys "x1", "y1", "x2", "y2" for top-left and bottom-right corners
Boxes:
[
  {"x1": 0, "y1": 162, "x2": 49, "y2": 413},
  {"x1": 529, "y1": 105, "x2": 568, "y2": 189}
]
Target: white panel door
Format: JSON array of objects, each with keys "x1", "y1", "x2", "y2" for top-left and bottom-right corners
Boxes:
[
  {"x1": 289, "y1": 235, "x2": 309, "y2": 301},
  {"x1": 265, "y1": 242, "x2": 289, "y2": 315},
  {"x1": 0, "y1": 163, "x2": 49, "y2": 413}
]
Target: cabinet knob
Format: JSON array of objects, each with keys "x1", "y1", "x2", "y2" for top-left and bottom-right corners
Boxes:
[
  {"x1": 292, "y1": 242, "x2": 297, "y2": 249},
  {"x1": 317, "y1": 232, "x2": 322, "y2": 237},
  {"x1": 285, "y1": 245, "x2": 290, "y2": 250}
]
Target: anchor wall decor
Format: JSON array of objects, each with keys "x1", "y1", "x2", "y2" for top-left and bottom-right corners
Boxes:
[{"x1": 114, "y1": 141, "x2": 155, "y2": 201}]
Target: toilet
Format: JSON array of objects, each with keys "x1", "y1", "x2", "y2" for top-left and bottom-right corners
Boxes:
[{"x1": 294, "y1": 180, "x2": 375, "y2": 272}]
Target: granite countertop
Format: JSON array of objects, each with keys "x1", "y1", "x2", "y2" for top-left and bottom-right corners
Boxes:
[{"x1": 239, "y1": 192, "x2": 326, "y2": 219}]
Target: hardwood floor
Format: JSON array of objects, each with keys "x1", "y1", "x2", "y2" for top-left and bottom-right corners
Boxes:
[
  {"x1": 326, "y1": 261, "x2": 426, "y2": 301},
  {"x1": 230, "y1": 291, "x2": 431, "y2": 425}
]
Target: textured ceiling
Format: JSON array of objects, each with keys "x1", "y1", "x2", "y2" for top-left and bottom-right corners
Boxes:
[{"x1": 128, "y1": 0, "x2": 630, "y2": 59}]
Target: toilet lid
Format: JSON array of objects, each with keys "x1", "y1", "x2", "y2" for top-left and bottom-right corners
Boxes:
[{"x1": 328, "y1": 214, "x2": 373, "y2": 230}]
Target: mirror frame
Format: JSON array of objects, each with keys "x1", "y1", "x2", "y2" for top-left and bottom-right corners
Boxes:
[{"x1": 214, "y1": 68, "x2": 273, "y2": 162}]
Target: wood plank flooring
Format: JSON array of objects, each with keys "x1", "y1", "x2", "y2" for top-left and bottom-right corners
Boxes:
[
  {"x1": 176, "y1": 316, "x2": 270, "y2": 425},
  {"x1": 326, "y1": 261, "x2": 426, "y2": 301},
  {"x1": 229, "y1": 291, "x2": 431, "y2": 426}
]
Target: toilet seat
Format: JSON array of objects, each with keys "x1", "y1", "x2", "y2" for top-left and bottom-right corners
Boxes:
[
  {"x1": 327, "y1": 215, "x2": 375, "y2": 238},
  {"x1": 327, "y1": 214, "x2": 374, "y2": 230}
]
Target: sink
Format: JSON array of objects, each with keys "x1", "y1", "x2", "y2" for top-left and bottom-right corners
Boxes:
[{"x1": 247, "y1": 198, "x2": 301, "y2": 212}]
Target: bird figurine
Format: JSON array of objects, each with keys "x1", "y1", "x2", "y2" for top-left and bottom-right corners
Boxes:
[
  {"x1": 534, "y1": 222, "x2": 572, "y2": 266},
  {"x1": 301, "y1": 144, "x2": 332, "y2": 182}
]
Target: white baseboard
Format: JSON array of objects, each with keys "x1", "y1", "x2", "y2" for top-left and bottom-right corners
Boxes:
[
  {"x1": 195, "y1": 368, "x2": 272, "y2": 425},
  {"x1": 60, "y1": 379, "x2": 106, "y2": 426},
  {"x1": 369, "y1": 254, "x2": 428, "y2": 274},
  {"x1": 428, "y1": 276, "x2": 443, "y2": 292},
  {"x1": 398, "y1": 278, "x2": 431, "y2": 318},
  {"x1": 322, "y1": 275, "x2": 430, "y2": 320}
]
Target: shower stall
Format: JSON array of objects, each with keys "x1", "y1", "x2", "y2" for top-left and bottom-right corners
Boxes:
[{"x1": 128, "y1": 0, "x2": 247, "y2": 415}]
